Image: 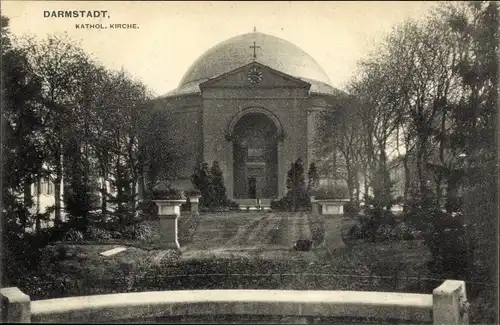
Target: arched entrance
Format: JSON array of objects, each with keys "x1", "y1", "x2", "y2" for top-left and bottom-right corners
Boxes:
[{"x1": 231, "y1": 112, "x2": 280, "y2": 199}]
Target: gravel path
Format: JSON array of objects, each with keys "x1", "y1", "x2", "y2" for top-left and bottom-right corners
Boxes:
[{"x1": 181, "y1": 212, "x2": 318, "y2": 261}]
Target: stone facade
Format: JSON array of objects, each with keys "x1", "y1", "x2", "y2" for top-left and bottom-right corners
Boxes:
[
  {"x1": 150, "y1": 32, "x2": 345, "y2": 200},
  {"x1": 155, "y1": 63, "x2": 336, "y2": 200}
]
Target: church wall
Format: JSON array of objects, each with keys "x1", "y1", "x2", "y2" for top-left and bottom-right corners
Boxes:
[
  {"x1": 201, "y1": 87, "x2": 309, "y2": 199},
  {"x1": 155, "y1": 95, "x2": 203, "y2": 189}
]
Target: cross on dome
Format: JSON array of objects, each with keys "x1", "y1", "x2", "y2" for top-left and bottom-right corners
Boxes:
[{"x1": 249, "y1": 41, "x2": 261, "y2": 60}]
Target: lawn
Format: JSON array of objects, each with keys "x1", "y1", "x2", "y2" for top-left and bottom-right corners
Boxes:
[
  {"x1": 19, "y1": 211, "x2": 436, "y2": 298},
  {"x1": 17, "y1": 211, "x2": 494, "y2": 323}
]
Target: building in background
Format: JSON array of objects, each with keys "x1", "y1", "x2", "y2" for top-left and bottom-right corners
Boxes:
[{"x1": 150, "y1": 31, "x2": 351, "y2": 202}]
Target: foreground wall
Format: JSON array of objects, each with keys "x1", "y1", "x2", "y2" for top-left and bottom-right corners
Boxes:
[{"x1": 1, "y1": 280, "x2": 469, "y2": 324}]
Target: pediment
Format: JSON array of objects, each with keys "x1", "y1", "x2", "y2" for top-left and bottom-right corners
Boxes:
[{"x1": 199, "y1": 62, "x2": 311, "y2": 90}]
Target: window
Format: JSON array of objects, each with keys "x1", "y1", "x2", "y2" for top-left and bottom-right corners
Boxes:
[
  {"x1": 35, "y1": 179, "x2": 54, "y2": 195},
  {"x1": 46, "y1": 180, "x2": 53, "y2": 195},
  {"x1": 32, "y1": 183, "x2": 38, "y2": 196}
]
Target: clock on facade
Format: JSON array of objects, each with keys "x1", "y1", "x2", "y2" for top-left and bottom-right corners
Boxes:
[{"x1": 247, "y1": 67, "x2": 263, "y2": 84}]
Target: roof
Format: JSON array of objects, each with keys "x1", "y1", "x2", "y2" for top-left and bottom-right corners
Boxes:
[{"x1": 159, "y1": 32, "x2": 340, "y2": 98}]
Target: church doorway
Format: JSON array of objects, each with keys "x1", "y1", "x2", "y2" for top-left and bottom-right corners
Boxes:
[
  {"x1": 248, "y1": 177, "x2": 256, "y2": 199},
  {"x1": 233, "y1": 113, "x2": 279, "y2": 199}
]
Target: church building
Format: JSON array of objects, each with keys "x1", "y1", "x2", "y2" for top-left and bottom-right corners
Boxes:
[{"x1": 151, "y1": 31, "x2": 347, "y2": 202}]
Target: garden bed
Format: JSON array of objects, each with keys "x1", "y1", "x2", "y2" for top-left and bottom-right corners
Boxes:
[{"x1": 12, "y1": 211, "x2": 494, "y2": 324}]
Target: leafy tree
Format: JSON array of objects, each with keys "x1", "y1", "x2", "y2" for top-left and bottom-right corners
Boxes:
[
  {"x1": 1, "y1": 14, "x2": 45, "y2": 230},
  {"x1": 88, "y1": 69, "x2": 152, "y2": 225},
  {"x1": 315, "y1": 95, "x2": 367, "y2": 201},
  {"x1": 22, "y1": 34, "x2": 93, "y2": 225},
  {"x1": 60, "y1": 58, "x2": 108, "y2": 227},
  {"x1": 1, "y1": 14, "x2": 48, "y2": 284},
  {"x1": 444, "y1": 1, "x2": 498, "y2": 295},
  {"x1": 343, "y1": 4, "x2": 498, "y2": 305},
  {"x1": 106, "y1": 157, "x2": 136, "y2": 226}
]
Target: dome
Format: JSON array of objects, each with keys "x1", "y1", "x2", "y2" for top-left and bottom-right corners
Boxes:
[{"x1": 164, "y1": 32, "x2": 337, "y2": 97}]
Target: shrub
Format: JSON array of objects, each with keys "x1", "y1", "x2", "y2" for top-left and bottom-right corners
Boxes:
[
  {"x1": 307, "y1": 162, "x2": 319, "y2": 192},
  {"x1": 85, "y1": 226, "x2": 112, "y2": 242},
  {"x1": 462, "y1": 179, "x2": 497, "y2": 282},
  {"x1": 210, "y1": 161, "x2": 228, "y2": 207},
  {"x1": 375, "y1": 224, "x2": 393, "y2": 241},
  {"x1": 2, "y1": 232, "x2": 48, "y2": 285},
  {"x1": 343, "y1": 201, "x2": 360, "y2": 219},
  {"x1": 293, "y1": 239, "x2": 313, "y2": 251},
  {"x1": 120, "y1": 224, "x2": 136, "y2": 240},
  {"x1": 110, "y1": 230, "x2": 123, "y2": 239},
  {"x1": 120, "y1": 222, "x2": 154, "y2": 241},
  {"x1": 137, "y1": 200, "x2": 158, "y2": 220},
  {"x1": 391, "y1": 222, "x2": 418, "y2": 240},
  {"x1": 63, "y1": 230, "x2": 84, "y2": 242},
  {"x1": 311, "y1": 184, "x2": 350, "y2": 200},
  {"x1": 56, "y1": 245, "x2": 68, "y2": 260},
  {"x1": 345, "y1": 206, "x2": 411, "y2": 243},
  {"x1": 425, "y1": 209, "x2": 470, "y2": 273},
  {"x1": 186, "y1": 188, "x2": 202, "y2": 197},
  {"x1": 345, "y1": 217, "x2": 419, "y2": 243},
  {"x1": 308, "y1": 214, "x2": 325, "y2": 246},
  {"x1": 227, "y1": 200, "x2": 241, "y2": 211},
  {"x1": 192, "y1": 162, "x2": 235, "y2": 210},
  {"x1": 271, "y1": 188, "x2": 311, "y2": 211},
  {"x1": 192, "y1": 162, "x2": 213, "y2": 206},
  {"x1": 151, "y1": 183, "x2": 185, "y2": 200},
  {"x1": 361, "y1": 207, "x2": 397, "y2": 241},
  {"x1": 345, "y1": 222, "x2": 363, "y2": 241},
  {"x1": 133, "y1": 223, "x2": 154, "y2": 241},
  {"x1": 180, "y1": 200, "x2": 191, "y2": 212},
  {"x1": 401, "y1": 200, "x2": 435, "y2": 233},
  {"x1": 272, "y1": 158, "x2": 311, "y2": 211}
]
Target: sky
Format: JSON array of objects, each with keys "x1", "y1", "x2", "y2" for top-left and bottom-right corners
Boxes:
[{"x1": 2, "y1": 1, "x2": 439, "y2": 96}]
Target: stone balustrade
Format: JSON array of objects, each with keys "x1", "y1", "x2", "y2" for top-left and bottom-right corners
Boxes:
[{"x1": 1, "y1": 280, "x2": 469, "y2": 324}]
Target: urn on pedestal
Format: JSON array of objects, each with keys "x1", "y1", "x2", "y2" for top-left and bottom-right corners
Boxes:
[
  {"x1": 187, "y1": 189, "x2": 202, "y2": 216},
  {"x1": 151, "y1": 184, "x2": 186, "y2": 249}
]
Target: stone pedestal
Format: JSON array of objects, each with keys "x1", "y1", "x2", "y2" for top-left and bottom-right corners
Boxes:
[
  {"x1": 433, "y1": 280, "x2": 469, "y2": 325},
  {"x1": 0, "y1": 287, "x2": 31, "y2": 323},
  {"x1": 190, "y1": 196, "x2": 201, "y2": 216},
  {"x1": 153, "y1": 200, "x2": 185, "y2": 250}
]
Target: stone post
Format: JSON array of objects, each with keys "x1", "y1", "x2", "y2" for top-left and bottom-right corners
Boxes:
[
  {"x1": 190, "y1": 195, "x2": 201, "y2": 216},
  {"x1": 152, "y1": 200, "x2": 185, "y2": 250},
  {"x1": 433, "y1": 280, "x2": 469, "y2": 325},
  {"x1": 310, "y1": 196, "x2": 319, "y2": 215},
  {"x1": 1, "y1": 287, "x2": 31, "y2": 323}
]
